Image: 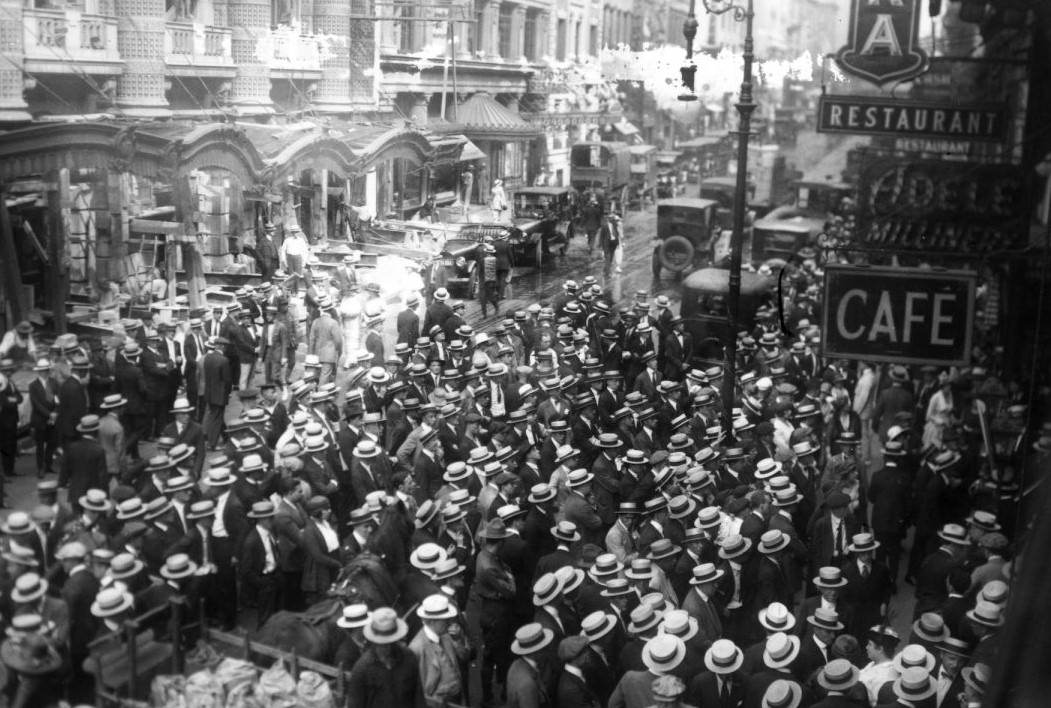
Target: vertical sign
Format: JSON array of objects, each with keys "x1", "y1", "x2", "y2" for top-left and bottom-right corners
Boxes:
[{"x1": 835, "y1": 0, "x2": 929, "y2": 86}]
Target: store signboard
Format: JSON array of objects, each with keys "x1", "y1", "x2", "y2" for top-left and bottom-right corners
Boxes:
[
  {"x1": 835, "y1": 0, "x2": 928, "y2": 86},
  {"x1": 855, "y1": 158, "x2": 1026, "y2": 252},
  {"x1": 817, "y1": 96, "x2": 1007, "y2": 142},
  {"x1": 822, "y1": 265, "x2": 976, "y2": 366}
]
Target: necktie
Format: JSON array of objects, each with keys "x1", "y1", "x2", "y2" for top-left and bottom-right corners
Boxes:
[
  {"x1": 720, "y1": 679, "x2": 730, "y2": 704},
  {"x1": 861, "y1": 562, "x2": 870, "y2": 578}
]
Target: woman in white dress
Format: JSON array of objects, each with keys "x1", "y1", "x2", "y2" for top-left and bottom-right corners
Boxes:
[{"x1": 922, "y1": 379, "x2": 955, "y2": 451}]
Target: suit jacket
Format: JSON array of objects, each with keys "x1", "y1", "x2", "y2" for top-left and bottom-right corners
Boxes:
[
  {"x1": 240, "y1": 526, "x2": 278, "y2": 596},
  {"x1": 29, "y1": 376, "x2": 59, "y2": 430},
  {"x1": 98, "y1": 413, "x2": 125, "y2": 478},
  {"x1": 272, "y1": 499, "x2": 306, "y2": 572},
  {"x1": 60, "y1": 436, "x2": 107, "y2": 503},
  {"x1": 841, "y1": 558, "x2": 894, "y2": 636},
  {"x1": 506, "y1": 657, "x2": 551, "y2": 708},
  {"x1": 309, "y1": 314, "x2": 343, "y2": 364},
  {"x1": 661, "y1": 331, "x2": 694, "y2": 379},
  {"x1": 56, "y1": 375, "x2": 89, "y2": 441},
  {"x1": 755, "y1": 556, "x2": 794, "y2": 612},
  {"x1": 557, "y1": 668, "x2": 600, "y2": 708},
  {"x1": 631, "y1": 368, "x2": 661, "y2": 404},
  {"x1": 914, "y1": 548, "x2": 958, "y2": 618},
  {"x1": 795, "y1": 634, "x2": 833, "y2": 682},
  {"x1": 259, "y1": 320, "x2": 291, "y2": 363},
  {"x1": 300, "y1": 520, "x2": 342, "y2": 593},
  {"x1": 688, "y1": 671, "x2": 746, "y2": 708},
  {"x1": 200, "y1": 351, "x2": 232, "y2": 406},
  {"x1": 397, "y1": 309, "x2": 420, "y2": 347},
  {"x1": 559, "y1": 490, "x2": 603, "y2": 544},
  {"x1": 809, "y1": 514, "x2": 861, "y2": 571},
  {"x1": 609, "y1": 669, "x2": 660, "y2": 708},
  {"x1": 115, "y1": 357, "x2": 148, "y2": 415},
  {"x1": 682, "y1": 587, "x2": 723, "y2": 646},
  {"x1": 61, "y1": 567, "x2": 100, "y2": 657}
]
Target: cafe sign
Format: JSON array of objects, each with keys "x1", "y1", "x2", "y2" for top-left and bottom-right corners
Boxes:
[
  {"x1": 855, "y1": 158, "x2": 1026, "y2": 253},
  {"x1": 836, "y1": 0, "x2": 928, "y2": 86},
  {"x1": 817, "y1": 96, "x2": 1007, "y2": 142},
  {"x1": 822, "y1": 265, "x2": 976, "y2": 366}
]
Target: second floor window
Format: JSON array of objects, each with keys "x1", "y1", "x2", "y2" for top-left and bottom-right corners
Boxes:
[
  {"x1": 556, "y1": 18, "x2": 566, "y2": 60},
  {"x1": 523, "y1": 10, "x2": 536, "y2": 61},
  {"x1": 498, "y1": 3, "x2": 513, "y2": 59}
]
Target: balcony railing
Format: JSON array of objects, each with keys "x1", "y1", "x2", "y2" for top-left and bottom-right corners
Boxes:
[
  {"x1": 164, "y1": 22, "x2": 233, "y2": 68},
  {"x1": 23, "y1": 7, "x2": 121, "y2": 69}
]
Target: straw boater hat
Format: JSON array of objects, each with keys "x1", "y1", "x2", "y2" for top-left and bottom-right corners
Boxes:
[
  {"x1": 417, "y1": 594, "x2": 457, "y2": 621},
  {"x1": 763, "y1": 632, "x2": 800, "y2": 669},
  {"x1": 758, "y1": 602, "x2": 796, "y2": 633},
  {"x1": 641, "y1": 634, "x2": 686, "y2": 675},
  {"x1": 705, "y1": 639, "x2": 744, "y2": 674},
  {"x1": 363, "y1": 607, "x2": 408, "y2": 644},
  {"x1": 511, "y1": 623, "x2": 554, "y2": 656},
  {"x1": 91, "y1": 586, "x2": 134, "y2": 618},
  {"x1": 337, "y1": 604, "x2": 371, "y2": 629},
  {"x1": 10, "y1": 574, "x2": 48, "y2": 605},
  {"x1": 160, "y1": 554, "x2": 198, "y2": 581},
  {"x1": 818, "y1": 658, "x2": 860, "y2": 692},
  {"x1": 892, "y1": 667, "x2": 937, "y2": 703},
  {"x1": 762, "y1": 679, "x2": 803, "y2": 708}
]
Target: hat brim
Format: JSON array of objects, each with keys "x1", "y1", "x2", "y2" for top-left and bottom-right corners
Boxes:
[
  {"x1": 813, "y1": 577, "x2": 848, "y2": 589},
  {"x1": 763, "y1": 636, "x2": 801, "y2": 668},
  {"x1": 704, "y1": 647, "x2": 744, "y2": 674},
  {"x1": 91, "y1": 593, "x2": 134, "y2": 618},
  {"x1": 160, "y1": 565, "x2": 198, "y2": 580},
  {"x1": 689, "y1": 568, "x2": 726, "y2": 585},
  {"x1": 512, "y1": 627, "x2": 555, "y2": 655},
  {"x1": 111, "y1": 560, "x2": 146, "y2": 579},
  {"x1": 363, "y1": 618, "x2": 409, "y2": 644},
  {"x1": 893, "y1": 679, "x2": 937, "y2": 702},
  {"x1": 817, "y1": 667, "x2": 860, "y2": 692},
  {"x1": 642, "y1": 641, "x2": 687, "y2": 674},
  {"x1": 583, "y1": 614, "x2": 617, "y2": 643},
  {"x1": 759, "y1": 537, "x2": 792, "y2": 554}
]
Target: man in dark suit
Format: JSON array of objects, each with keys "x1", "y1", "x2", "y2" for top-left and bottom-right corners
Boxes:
[
  {"x1": 201, "y1": 338, "x2": 232, "y2": 449},
  {"x1": 755, "y1": 530, "x2": 795, "y2": 613},
  {"x1": 423, "y1": 288, "x2": 453, "y2": 336},
  {"x1": 240, "y1": 500, "x2": 281, "y2": 629},
  {"x1": 115, "y1": 342, "x2": 149, "y2": 458},
  {"x1": 272, "y1": 478, "x2": 306, "y2": 611},
  {"x1": 28, "y1": 358, "x2": 59, "y2": 478},
  {"x1": 259, "y1": 307, "x2": 291, "y2": 387},
  {"x1": 140, "y1": 334, "x2": 172, "y2": 439},
  {"x1": 59, "y1": 415, "x2": 107, "y2": 513},
  {"x1": 397, "y1": 294, "x2": 421, "y2": 347},
  {"x1": 867, "y1": 441, "x2": 913, "y2": 582},
  {"x1": 182, "y1": 318, "x2": 208, "y2": 417},
  {"x1": 687, "y1": 639, "x2": 747, "y2": 708},
  {"x1": 56, "y1": 358, "x2": 92, "y2": 448},
  {"x1": 661, "y1": 317, "x2": 693, "y2": 380},
  {"x1": 557, "y1": 636, "x2": 602, "y2": 708},
  {"x1": 914, "y1": 524, "x2": 968, "y2": 619},
  {"x1": 632, "y1": 352, "x2": 661, "y2": 405},
  {"x1": 795, "y1": 607, "x2": 843, "y2": 681},
  {"x1": 840, "y1": 532, "x2": 894, "y2": 637},
  {"x1": 161, "y1": 398, "x2": 206, "y2": 478},
  {"x1": 809, "y1": 491, "x2": 860, "y2": 576},
  {"x1": 56, "y1": 540, "x2": 100, "y2": 703},
  {"x1": 202, "y1": 469, "x2": 247, "y2": 629}
]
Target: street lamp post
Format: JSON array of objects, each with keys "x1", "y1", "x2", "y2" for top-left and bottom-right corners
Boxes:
[{"x1": 683, "y1": 0, "x2": 756, "y2": 435}]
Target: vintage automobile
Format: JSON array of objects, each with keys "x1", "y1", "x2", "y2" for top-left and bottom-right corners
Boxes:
[
  {"x1": 627, "y1": 144, "x2": 658, "y2": 209},
  {"x1": 511, "y1": 186, "x2": 578, "y2": 257},
  {"x1": 654, "y1": 198, "x2": 720, "y2": 277},
  {"x1": 433, "y1": 228, "x2": 489, "y2": 298},
  {"x1": 656, "y1": 150, "x2": 683, "y2": 199},
  {"x1": 680, "y1": 267, "x2": 776, "y2": 366},
  {"x1": 711, "y1": 214, "x2": 823, "y2": 266},
  {"x1": 570, "y1": 141, "x2": 633, "y2": 208}
]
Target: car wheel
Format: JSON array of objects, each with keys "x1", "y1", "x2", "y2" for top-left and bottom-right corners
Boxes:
[{"x1": 659, "y1": 235, "x2": 695, "y2": 273}]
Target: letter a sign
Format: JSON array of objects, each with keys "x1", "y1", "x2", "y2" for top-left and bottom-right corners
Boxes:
[{"x1": 836, "y1": 0, "x2": 928, "y2": 86}]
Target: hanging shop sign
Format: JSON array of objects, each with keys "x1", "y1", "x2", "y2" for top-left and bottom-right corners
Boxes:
[
  {"x1": 855, "y1": 158, "x2": 1026, "y2": 253},
  {"x1": 822, "y1": 265, "x2": 976, "y2": 366},
  {"x1": 817, "y1": 96, "x2": 1007, "y2": 142},
  {"x1": 835, "y1": 0, "x2": 928, "y2": 86}
]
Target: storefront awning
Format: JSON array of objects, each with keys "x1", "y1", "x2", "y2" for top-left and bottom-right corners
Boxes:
[{"x1": 454, "y1": 93, "x2": 539, "y2": 142}]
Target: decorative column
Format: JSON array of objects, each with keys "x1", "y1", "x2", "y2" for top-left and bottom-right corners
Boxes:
[
  {"x1": 314, "y1": 0, "x2": 353, "y2": 113},
  {"x1": 486, "y1": 0, "x2": 501, "y2": 59},
  {"x1": 0, "y1": 0, "x2": 30, "y2": 121},
  {"x1": 535, "y1": 11, "x2": 549, "y2": 60},
  {"x1": 510, "y1": 4, "x2": 525, "y2": 60},
  {"x1": 228, "y1": 0, "x2": 272, "y2": 113},
  {"x1": 114, "y1": 0, "x2": 170, "y2": 116}
]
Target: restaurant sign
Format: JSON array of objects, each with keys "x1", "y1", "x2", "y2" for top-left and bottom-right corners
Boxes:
[
  {"x1": 836, "y1": 0, "x2": 928, "y2": 86},
  {"x1": 822, "y1": 265, "x2": 975, "y2": 366},
  {"x1": 855, "y1": 158, "x2": 1026, "y2": 253},
  {"x1": 817, "y1": 96, "x2": 1007, "y2": 142}
]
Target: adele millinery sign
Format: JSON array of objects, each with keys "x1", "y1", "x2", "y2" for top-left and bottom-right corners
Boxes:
[{"x1": 835, "y1": 0, "x2": 929, "y2": 86}]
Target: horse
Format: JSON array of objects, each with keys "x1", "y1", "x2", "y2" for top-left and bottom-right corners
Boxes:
[{"x1": 252, "y1": 552, "x2": 399, "y2": 664}]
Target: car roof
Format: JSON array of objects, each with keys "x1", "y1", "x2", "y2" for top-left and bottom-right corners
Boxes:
[
  {"x1": 658, "y1": 198, "x2": 719, "y2": 210},
  {"x1": 514, "y1": 186, "x2": 574, "y2": 195},
  {"x1": 683, "y1": 267, "x2": 775, "y2": 296},
  {"x1": 752, "y1": 217, "x2": 815, "y2": 234}
]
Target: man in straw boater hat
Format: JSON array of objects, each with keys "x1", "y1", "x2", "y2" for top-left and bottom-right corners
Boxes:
[
  {"x1": 471, "y1": 517, "x2": 517, "y2": 706},
  {"x1": 59, "y1": 415, "x2": 106, "y2": 514},
  {"x1": 685, "y1": 637, "x2": 747, "y2": 707},
  {"x1": 345, "y1": 607, "x2": 424, "y2": 708},
  {"x1": 744, "y1": 631, "x2": 803, "y2": 708},
  {"x1": 408, "y1": 593, "x2": 470, "y2": 707},
  {"x1": 239, "y1": 500, "x2": 281, "y2": 628},
  {"x1": 610, "y1": 633, "x2": 688, "y2": 708}
]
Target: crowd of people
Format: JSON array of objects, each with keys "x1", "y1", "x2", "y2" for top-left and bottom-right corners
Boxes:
[{"x1": 0, "y1": 248, "x2": 1033, "y2": 708}]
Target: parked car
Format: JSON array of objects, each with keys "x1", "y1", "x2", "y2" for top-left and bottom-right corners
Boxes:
[
  {"x1": 435, "y1": 229, "x2": 490, "y2": 298},
  {"x1": 511, "y1": 186, "x2": 578, "y2": 257},
  {"x1": 456, "y1": 222, "x2": 546, "y2": 269}
]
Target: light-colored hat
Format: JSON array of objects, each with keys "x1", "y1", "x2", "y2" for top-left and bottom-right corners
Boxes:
[
  {"x1": 10, "y1": 574, "x2": 48, "y2": 604},
  {"x1": 763, "y1": 632, "x2": 800, "y2": 669},
  {"x1": 337, "y1": 604, "x2": 371, "y2": 629},
  {"x1": 511, "y1": 622, "x2": 554, "y2": 656},
  {"x1": 641, "y1": 634, "x2": 686, "y2": 675},
  {"x1": 417, "y1": 593, "x2": 457, "y2": 621},
  {"x1": 91, "y1": 586, "x2": 134, "y2": 618},
  {"x1": 705, "y1": 639, "x2": 743, "y2": 674},
  {"x1": 363, "y1": 607, "x2": 408, "y2": 644},
  {"x1": 758, "y1": 602, "x2": 796, "y2": 632}
]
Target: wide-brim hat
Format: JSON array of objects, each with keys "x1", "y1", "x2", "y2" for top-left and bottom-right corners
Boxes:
[
  {"x1": 417, "y1": 594, "x2": 457, "y2": 621},
  {"x1": 688, "y1": 563, "x2": 725, "y2": 586},
  {"x1": 91, "y1": 588, "x2": 134, "y2": 618},
  {"x1": 758, "y1": 603, "x2": 796, "y2": 633},
  {"x1": 336, "y1": 604, "x2": 371, "y2": 629},
  {"x1": 160, "y1": 554, "x2": 199, "y2": 580},
  {"x1": 813, "y1": 567, "x2": 848, "y2": 589},
  {"x1": 10, "y1": 575, "x2": 48, "y2": 604},
  {"x1": 758, "y1": 530, "x2": 791, "y2": 554},
  {"x1": 642, "y1": 635, "x2": 687, "y2": 675},
  {"x1": 892, "y1": 668, "x2": 937, "y2": 702},
  {"x1": 762, "y1": 679, "x2": 803, "y2": 708},
  {"x1": 100, "y1": 395, "x2": 128, "y2": 410},
  {"x1": 78, "y1": 491, "x2": 113, "y2": 513},
  {"x1": 937, "y1": 523, "x2": 970, "y2": 545},
  {"x1": 363, "y1": 608, "x2": 408, "y2": 644},
  {"x1": 848, "y1": 533, "x2": 880, "y2": 554},
  {"x1": 719, "y1": 535, "x2": 752, "y2": 560}
]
